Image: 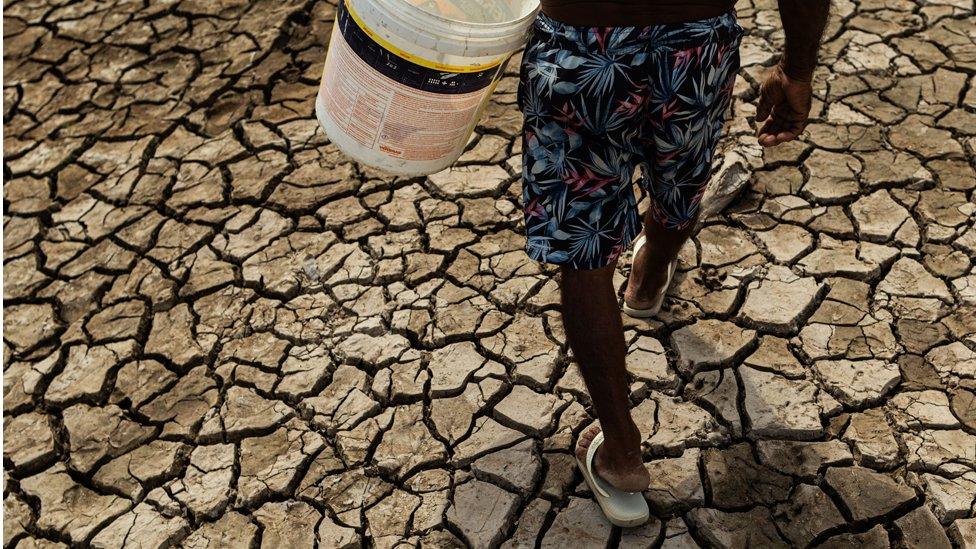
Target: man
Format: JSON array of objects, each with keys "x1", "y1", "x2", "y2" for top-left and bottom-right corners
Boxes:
[{"x1": 516, "y1": 0, "x2": 830, "y2": 525}]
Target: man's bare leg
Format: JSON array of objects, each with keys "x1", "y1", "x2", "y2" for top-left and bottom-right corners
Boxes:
[
  {"x1": 561, "y1": 263, "x2": 650, "y2": 492},
  {"x1": 625, "y1": 210, "x2": 700, "y2": 309}
]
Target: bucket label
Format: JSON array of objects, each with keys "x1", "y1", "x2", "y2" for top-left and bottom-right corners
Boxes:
[
  {"x1": 338, "y1": 0, "x2": 502, "y2": 94},
  {"x1": 318, "y1": 0, "x2": 510, "y2": 165}
]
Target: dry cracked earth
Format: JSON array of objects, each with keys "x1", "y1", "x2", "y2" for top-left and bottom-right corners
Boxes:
[{"x1": 3, "y1": 0, "x2": 976, "y2": 547}]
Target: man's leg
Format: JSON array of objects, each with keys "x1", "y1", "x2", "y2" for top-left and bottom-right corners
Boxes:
[
  {"x1": 626, "y1": 13, "x2": 744, "y2": 308},
  {"x1": 625, "y1": 210, "x2": 699, "y2": 309},
  {"x1": 562, "y1": 263, "x2": 650, "y2": 492}
]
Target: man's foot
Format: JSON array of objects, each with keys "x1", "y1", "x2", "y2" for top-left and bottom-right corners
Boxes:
[
  {"x1": 576, "y1": 424, "x2": 650, "y2": 492},
  {"x1": 624, "y1": 235, "x2": 676, "y2": 310}
]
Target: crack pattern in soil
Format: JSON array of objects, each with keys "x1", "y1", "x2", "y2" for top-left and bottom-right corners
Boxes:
[{"x1": 3, "y1": 0, "x2": 975, "y2": 547}]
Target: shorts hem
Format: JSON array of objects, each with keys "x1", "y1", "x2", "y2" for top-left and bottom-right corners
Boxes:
[{"x1": 524, "y1": 224, "x2": 642, "y2": 271}]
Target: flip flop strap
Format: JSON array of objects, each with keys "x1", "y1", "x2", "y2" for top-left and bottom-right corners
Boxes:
[
  {"x1": 634, "y1": 235, "x2": 675, "y2": 299},
  {"x1": 633, "y1": 234, "x2": 646, "y2": 255},
  {"x1": 586, "y1": 431, "x2": 611, "y2": 499},
  {"x1": 661, "y1": 260, "x2": 675, "y2": 296}
]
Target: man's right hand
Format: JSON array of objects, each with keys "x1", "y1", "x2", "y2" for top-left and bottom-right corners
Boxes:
[{"x1": 755, "y1": 63, "x2": 813, "y2": 147}]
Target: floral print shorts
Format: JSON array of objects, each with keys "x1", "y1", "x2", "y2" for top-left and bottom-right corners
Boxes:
[{"x1": 517, "y1": 11, "x2": 745, "y2": 270}]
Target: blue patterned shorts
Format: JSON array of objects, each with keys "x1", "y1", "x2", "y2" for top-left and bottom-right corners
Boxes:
[{"x1": 517, "y1": 11, "x2": 745, "y2": 269}]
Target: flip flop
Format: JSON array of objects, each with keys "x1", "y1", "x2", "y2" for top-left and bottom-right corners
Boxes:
[
  {"x1": 622, "y1": 234, "x2": 677, "y2": 319},
  {"x1": 575, "y1": 431, "x2": 650, "y2": 528}
]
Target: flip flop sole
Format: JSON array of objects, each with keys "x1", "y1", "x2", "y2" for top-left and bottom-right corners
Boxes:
[
  {"x1": 621, "y1": 302, "x2": 662, "y2": 318},
  {"x1": 575, "y1": 454, "x2": 650, "y2": 527}
]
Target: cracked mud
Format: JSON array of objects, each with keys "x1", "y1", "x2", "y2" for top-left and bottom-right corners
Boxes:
[{"x1": 3, "y1": 0, "x2": 976, "y2": 547}]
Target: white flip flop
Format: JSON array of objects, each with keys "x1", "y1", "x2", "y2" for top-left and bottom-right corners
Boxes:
[
  {"x1": 622, "y1": 234, "x2": 677, "y2": 319},
  {"x1": 575, "y1": 431, "x2": 650, "y2": 528}
]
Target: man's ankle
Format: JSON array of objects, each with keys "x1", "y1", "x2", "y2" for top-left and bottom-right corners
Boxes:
[
  {"x1": 628, "y1": 254, "x2": 670, "y2": 295},
  {"x1": 602, "y1": 426, "x2": 642, "y2": 455}
]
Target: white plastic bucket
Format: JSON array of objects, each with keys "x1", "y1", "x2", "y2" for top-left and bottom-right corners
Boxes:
[{"x1": 316, "y1": 0, "x2": 539, "y2": 176}]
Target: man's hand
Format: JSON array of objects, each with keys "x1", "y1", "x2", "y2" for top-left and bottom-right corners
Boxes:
[
  {"x1": 760, "y1": 0, "x2": 829, "y2": 147},
  {"x1": 756, "y1": 63, "x2": 813, "y2": 147}
]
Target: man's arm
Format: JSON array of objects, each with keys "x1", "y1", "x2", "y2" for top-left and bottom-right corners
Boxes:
[
  {"x1": 779, "y1": 0, "x2": 830, "y2": 82},
  {"x1": 756, "y1": 0, "x2": 830, "y2": 147}
]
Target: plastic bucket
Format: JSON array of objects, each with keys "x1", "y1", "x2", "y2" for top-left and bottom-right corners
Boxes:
[{"x1": 316, "y1": 0, "x2": 539, "y2": 176}]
